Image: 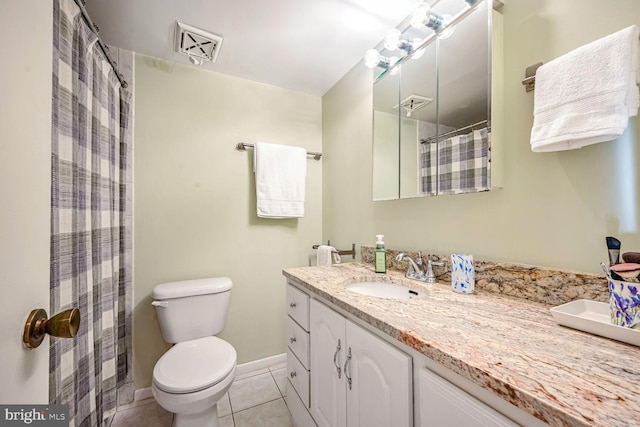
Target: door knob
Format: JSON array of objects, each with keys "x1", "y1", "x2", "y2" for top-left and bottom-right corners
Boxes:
[{"x1": 23, "y1": 308, "x2": 81, "y2": 349}]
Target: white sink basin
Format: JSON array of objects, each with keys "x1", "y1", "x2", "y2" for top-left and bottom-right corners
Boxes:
[{"x1": 345, "y1": 281, "x2": 424, "y2": 300}]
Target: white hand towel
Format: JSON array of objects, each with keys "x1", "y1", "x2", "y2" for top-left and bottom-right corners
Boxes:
[
  {"x1": 254, "y1": 142, "x2": 307, "y2": 218},
  {"x1": 317, "y1": 245, "x2": 340, "y2": 266},
  {"x1": 530, "y1": 25, "x2": 640, "y2": 152}
]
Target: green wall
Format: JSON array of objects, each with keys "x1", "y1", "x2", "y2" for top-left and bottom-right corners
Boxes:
[
  {"x1": 322, "y1": 0, "x2": 640, "y2": 275},
  {"x1": 134, "y1": 55, "x2": 322, "y2": 388}
]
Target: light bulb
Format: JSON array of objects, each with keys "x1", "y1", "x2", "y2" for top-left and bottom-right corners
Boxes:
[
  {"x1": 410, "y1": 2, "x2": 444, "y2": 31},
  {"x1": 384, "y1": 29, "x2": 403, "y2": 51},
  {"x1": 410, "y1": 2, "x2": 431, "y2": 29},
  {"x1": 364, "y1": 49, "x2": 382, "y2": 69}
]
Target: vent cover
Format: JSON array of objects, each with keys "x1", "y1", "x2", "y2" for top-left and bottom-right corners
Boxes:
[
  {"x1": 175, "y1": 22, "x2": 223, "y2": 63},
  {"x1": 394, "y1": 94, "x2": 433, "y2": 117}
]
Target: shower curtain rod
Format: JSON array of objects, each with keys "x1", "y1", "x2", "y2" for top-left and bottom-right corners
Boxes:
[
  {"x1": 420, "y1": 120, "x2": 489, "y2": 144},
  {"x1": 73, "y1": 0, "x2": 128, "y2": 89}
]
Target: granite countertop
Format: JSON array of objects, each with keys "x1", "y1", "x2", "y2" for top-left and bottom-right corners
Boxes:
[{"x1": 282, "y1": 263, "x2": 640, "y2": 427}]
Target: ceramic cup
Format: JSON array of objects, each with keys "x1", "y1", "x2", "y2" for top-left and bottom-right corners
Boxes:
[
  {"x1": 608, "y1": 278, "x2": 640, "y2": 328},
  {"x1": 451, "y1": 254, "x2": 474, "y2": 294}
]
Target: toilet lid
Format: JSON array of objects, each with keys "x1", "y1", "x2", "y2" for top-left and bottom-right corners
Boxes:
[{"x1": 153, "y1": 336, "x2": 237, "y2": 393}]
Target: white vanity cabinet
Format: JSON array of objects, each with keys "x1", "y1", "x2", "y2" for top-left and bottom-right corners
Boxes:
[
  {"x1": 419, "y1": 368, "x2": 519, "y2": 427},
  {"x1": 309, "y1": 298, "x2": 413, "y2": 427},
  {"x1": 285, "y1": 279, "x2": 541, "y2": 427},
  {"x1": 286, "y1": 283, "x2": 317, "y2": 427}
]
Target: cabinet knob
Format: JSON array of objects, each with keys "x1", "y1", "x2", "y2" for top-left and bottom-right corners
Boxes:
[
  {"x1": 289, "y1": 337, "x2": 297, "y2": 344},
  {"x1": 290, "y1": 371, "x2": 297, "y2": 379},
  {"x1": 289, "y1": 302, "x2": 297, "y2": 308}
]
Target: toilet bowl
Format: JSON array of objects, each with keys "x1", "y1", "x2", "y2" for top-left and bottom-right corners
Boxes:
[
  {"x1": 151, "y1": 277, "x2": 236, "y2": 427},
  {"x1": 152, "y1": 337, "x2": 237, "y2": 427}
]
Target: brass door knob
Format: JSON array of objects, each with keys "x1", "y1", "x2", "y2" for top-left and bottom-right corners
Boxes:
[{"x1": 23, "y1": 308, "x2": 81, "y2": 349}]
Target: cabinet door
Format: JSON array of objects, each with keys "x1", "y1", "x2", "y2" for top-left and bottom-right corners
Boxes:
[
  {"x1": 419, "y1": 368, "x2": 519, "y2": 427},
  {"x1": 345, "y1": 320, "x2": 413, "y2": 427},
  {"x1": 310, "y1": 299, "x2": 347, "y2": 427}
]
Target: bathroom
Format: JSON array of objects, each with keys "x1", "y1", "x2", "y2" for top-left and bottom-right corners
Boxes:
[{"x1": 1, "y1": 0, "x2": 640, "y2": 426}]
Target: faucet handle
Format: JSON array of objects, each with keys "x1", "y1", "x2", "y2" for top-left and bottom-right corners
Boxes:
[{"x1": 425, "y1": 259, "x2": 444, "y2": 284}]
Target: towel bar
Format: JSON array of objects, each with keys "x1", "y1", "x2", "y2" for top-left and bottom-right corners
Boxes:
[
  {"x1": 312, "y1": 241, "x2": 356, "y2": 259},
  {"x1": 521, "y1": 62, "x2": 543, "y2": 92},
  {"x1": 523, "y1": 34, "x2": 640, "y2": 92},
  {"x1": 236, "y1": 142, "x2": 322, "y2": 160}
]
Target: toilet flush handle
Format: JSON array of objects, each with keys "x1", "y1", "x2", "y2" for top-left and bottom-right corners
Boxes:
[{"x1": 152, "y1": 301, "x2": 168, "y2": 308}]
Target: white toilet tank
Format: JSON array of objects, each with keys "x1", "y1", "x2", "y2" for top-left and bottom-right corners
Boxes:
[{"x1": 152, "y1": 277, "x2": 232, "y2": 343}]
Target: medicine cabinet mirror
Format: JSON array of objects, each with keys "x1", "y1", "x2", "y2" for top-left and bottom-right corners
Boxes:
[{"x1": 372, "y1": 0, "x2": 503, "y2": 201}]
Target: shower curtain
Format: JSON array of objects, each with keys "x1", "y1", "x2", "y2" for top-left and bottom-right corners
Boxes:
[
  {"x1": 50, "y1": 0, "x2": 132, "y2": 425},
  {"x1": 420, "y1": 127, "x2": 491, "y2": 195}
]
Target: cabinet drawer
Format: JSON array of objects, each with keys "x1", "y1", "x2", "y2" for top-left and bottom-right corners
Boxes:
[
  {"x1": 286, "y1": 384, "x2": 317, "y2": 427},
  {"x1": 287, "y1": 316, "x2": 310, "y2": 369},
  {"x1": 287, "y1": 348, "x2": 310, "y2": 408},
  {"x1": 287, "y1": 283, "x2": 309, "y2": 331}
]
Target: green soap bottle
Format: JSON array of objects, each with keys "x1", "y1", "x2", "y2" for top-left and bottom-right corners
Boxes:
[{"x1": 375, "y1": 234, "x2": 386, "y2": 273}]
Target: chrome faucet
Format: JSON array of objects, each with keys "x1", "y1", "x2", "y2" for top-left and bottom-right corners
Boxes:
[
  {"x1": 396, "y1": 252, "x2": 427, "y2": 281},
  {"x1": 396, "y1": 252, "x2": 444, "y2": 283}
]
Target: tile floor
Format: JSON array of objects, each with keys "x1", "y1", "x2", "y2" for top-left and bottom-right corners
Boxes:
[{"x1": 110, "y1": 362, "x2": 293, "y2": 427}]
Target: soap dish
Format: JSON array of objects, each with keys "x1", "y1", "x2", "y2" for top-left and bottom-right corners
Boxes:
[{"x1": 550, "y1": 299, "x2": 639, "y2": 347}]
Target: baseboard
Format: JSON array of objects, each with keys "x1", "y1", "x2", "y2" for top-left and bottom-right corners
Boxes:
[
  {"x1": 133, "y1": 387, "x2": 153, "y2": 402},
  {"x1": 236, "y1": 353, "x2": 286, "y2": 376},
  {"x1": 130, "y1": 353, "x2": 287, "y2": 403}
]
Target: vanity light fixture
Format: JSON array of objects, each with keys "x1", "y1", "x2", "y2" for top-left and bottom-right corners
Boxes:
[
  {"x1": 410, "y1": 2, "x2": 445, "y2": 32},
  {"x1": 438, "y1": 15, "x2": 456, "y2": 39},
  {"x1": 364, "y1": 49, "x2": 400, "y2": 74},
  {"x1": 384, "y1": 29, "x2": 423, "y2": 56}
]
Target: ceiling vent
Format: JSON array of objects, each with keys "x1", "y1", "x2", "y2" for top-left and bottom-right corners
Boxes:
[
  {"x1": 174, "y1": 22, "x2": 223, "y2": 65},
  {"x1": 394, "y1": 94, "x2": 433, "y2": 117}
]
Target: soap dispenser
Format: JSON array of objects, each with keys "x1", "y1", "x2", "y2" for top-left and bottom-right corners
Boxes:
[{"x1": 375, "y1": 234, "x2": 386, "y2": 273}]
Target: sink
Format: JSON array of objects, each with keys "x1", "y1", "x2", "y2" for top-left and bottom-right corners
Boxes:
[{"x1": 345, "y1": 281, "x2": 425, "y2": 300}]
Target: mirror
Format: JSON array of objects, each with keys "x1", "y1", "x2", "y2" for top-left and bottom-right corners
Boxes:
[{"x1": 372, "y1": 0, "x2": 501, "y2": 200}]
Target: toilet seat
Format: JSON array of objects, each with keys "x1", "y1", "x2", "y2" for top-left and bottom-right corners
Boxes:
[{"x1": 153, "y1": 336, "x2": 237, "y2": 394}]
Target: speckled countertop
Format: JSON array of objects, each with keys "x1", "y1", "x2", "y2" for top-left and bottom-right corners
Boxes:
[{"x1": 282, "y1": 263, "x2": 640, "y2": 427}]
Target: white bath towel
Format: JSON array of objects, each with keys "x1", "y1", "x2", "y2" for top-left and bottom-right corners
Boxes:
[
  {"x1": 254, "y1": 142, "x2": 307, "y2": 218},
  {"x1": 530, "y1": 25, "x2": 640, "y2": 152},
  {"x1": 316, "y1": 245, "x2": 341, "y2": 266}
]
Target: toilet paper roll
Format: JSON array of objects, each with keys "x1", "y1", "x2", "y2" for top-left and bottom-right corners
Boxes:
[{"x1": 451, "y1": 254, "x2": 474, "y2": 294}]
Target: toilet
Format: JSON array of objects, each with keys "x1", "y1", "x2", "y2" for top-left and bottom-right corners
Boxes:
[{"x1": 151, "y1": 277, "x2": 237, "y2": 427}]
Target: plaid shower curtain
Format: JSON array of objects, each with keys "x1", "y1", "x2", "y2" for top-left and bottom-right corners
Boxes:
[
  {"x1": 50, "y1": 0, "x2": 132, "y2": 425},
  {"x1": 420, "y1": 127, "x2": 491, "y2": 195}
]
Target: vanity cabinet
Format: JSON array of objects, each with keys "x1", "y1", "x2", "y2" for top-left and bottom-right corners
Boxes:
[
  {"x1": 309, "y1": 298, "x2": 412, "y2": 427},
  {"x1": 286, "y1": 283, "x2": 317, "y2": 427},
  {"x1": 419, "y1": 368, "x2": 518, "y2": 427}
]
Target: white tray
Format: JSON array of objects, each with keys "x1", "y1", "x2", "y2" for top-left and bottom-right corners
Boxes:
[{"x1": 550, "y1": 299, "x2": 640, "y2": 347}]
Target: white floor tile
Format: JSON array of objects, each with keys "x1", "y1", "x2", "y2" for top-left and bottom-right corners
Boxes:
[
  {"x1": 271, "y1": 368, "x2": 288, "y2": 397},
  {"x1": 233, "y1": 399, "x2": 292, "y2": 427},
  {"x1": 218, "y1": 392, "x2": 232, "y2": 417},
  {"x1": 220, "y1": 414, "x2": 235, "y2": 427},
  {"x1": 229, "y1": 372, "x2": 282, "y2": 412},
  {"x1": 110, "y1": 401, "x2": 173, "y2": 427},
  {"x1": 112, "y1": 366, "x2": 293, "y2": 426}
]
